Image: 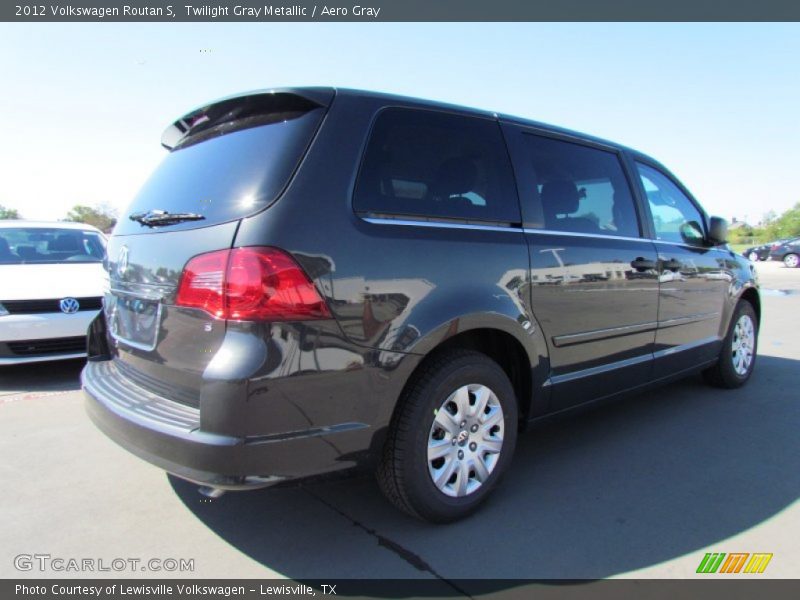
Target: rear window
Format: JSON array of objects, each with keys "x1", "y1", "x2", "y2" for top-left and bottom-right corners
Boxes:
[
  {"x1": 353, "y1": 108, "x2": 520, "y2": 225},
  {"x1": 115, "y1": 94, "x2": 325, "y2": 235},
  {"x1": 0, "y1": 228, "x2": 106, "y2": 264}
]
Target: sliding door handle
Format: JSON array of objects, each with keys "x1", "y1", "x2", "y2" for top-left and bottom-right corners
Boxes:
[{"x1": 661, "y1": 258, "x2": 682, "y2": 272}]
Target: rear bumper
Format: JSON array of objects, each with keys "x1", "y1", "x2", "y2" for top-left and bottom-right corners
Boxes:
[{"x1": 82, "y1": 359, "x2": 371, "y2": 490}]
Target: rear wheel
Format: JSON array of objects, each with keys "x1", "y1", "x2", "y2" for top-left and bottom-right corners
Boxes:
[
  {"x1": 703, "y1": 301, "x2": 758, "y2": 388},
  {"x1": 377, "y1": 349, "x2": 518, "y2": 523},
  {"x1": 783, "y1": 253, "x2": 799, "y2": 268},
  {"x1": 747, "y1": 251, "x2": 760, "y2": 262}
]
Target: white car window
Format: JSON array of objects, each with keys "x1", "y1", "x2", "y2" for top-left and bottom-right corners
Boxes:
[{"x1": 0, "y1": 228, "x2": 106, "y2": 264}]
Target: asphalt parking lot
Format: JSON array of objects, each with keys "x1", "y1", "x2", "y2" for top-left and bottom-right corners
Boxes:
[{"x1": 1, "y1": 260, "x2": 798, "y2": 586}]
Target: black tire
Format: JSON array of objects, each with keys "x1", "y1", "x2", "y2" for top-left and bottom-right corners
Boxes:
[
  {"x1": 703, "y1": 301, "x2": 758, "y2": 389},
  {"x1": 376, "y1": 349, "x2": 518, "y2": 523},
  {"x1": 783, "y1": 253, "x2": 799, "y2": 268}
]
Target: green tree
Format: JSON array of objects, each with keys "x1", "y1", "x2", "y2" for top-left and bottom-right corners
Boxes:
[
  {"x1": 65, "y1": 204, "x2": 117, "y2": 232},
  {"x1": 0, "y1": 204, "x2": 20, "y2": 219},
  {"x1": 765, "y1": 203, "x2": 800, "y2": 240},
  {"x1": 728, "y1": 224, "x2": 754, "y2": 245}
]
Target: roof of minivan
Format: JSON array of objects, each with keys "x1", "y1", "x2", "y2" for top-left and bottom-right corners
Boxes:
[
  {"x1": 333, "y1": 88, "x2": 624, "y2": 148},
  {"x1": 0, "y1": 220, "x2": 103, "y2": 232},
  {"x1": 328, "y1": 87, "x2": 649, "y2": 159},
  {"x1": 175, "y1": 86, "x2": 661, "y2": 167}
]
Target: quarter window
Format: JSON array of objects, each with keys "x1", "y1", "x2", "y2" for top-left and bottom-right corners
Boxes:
[
  {"x1": 353, "y1": 109, "x2": 520, "y2": 224},
  {"x1": 636, "y1": 163, "x2": 705, "y2": 245},
  {"x1": 517, "y1": 134, "x2": 640, "y2": 238}
]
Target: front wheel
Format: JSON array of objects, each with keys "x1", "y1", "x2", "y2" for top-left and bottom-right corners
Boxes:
[
  {"x1": 377, "y1": 349, "x2": 518, "y2": 523},
  {"x1": 783, "y1": 253, "x2": 799, "y2": 268},
  {"x1": 703, "y1": 301, "x2": 758, "y2": 388},
  {"x1": 747, "y1": 251, "x2": 760, "y2": 262}
]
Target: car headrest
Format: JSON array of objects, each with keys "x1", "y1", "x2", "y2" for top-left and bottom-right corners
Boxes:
[
  {"x1": 16, "y1": 245, "x2": 38, "y2": 259},
  {"x1": 541, "y1": 180, "x2": 580, "y2": 216},
  {"x1": 48, "y1": 234, "x2": 80, "y2": 252}
]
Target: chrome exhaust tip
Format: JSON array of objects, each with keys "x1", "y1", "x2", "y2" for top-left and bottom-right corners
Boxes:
[{"x1": 198, "y1": 486, "x2": 226, "y2": 499}]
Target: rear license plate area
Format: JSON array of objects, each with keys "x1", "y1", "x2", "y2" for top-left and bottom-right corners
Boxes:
[{"x1": 106, "y1": 293, "x2": 162, "y2": 351}]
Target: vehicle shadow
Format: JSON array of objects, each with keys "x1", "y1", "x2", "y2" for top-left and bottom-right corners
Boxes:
[
  {"x1": 171, "y1": 354, "x2": 799, "y2": 586},
  {"x1": 0, "y1": 358, "x2": 84, "y2": 396}
]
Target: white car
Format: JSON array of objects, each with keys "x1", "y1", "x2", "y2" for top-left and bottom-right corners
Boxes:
[{"x1": 0, "y1": 220, "x2": 107, "y2": 364}]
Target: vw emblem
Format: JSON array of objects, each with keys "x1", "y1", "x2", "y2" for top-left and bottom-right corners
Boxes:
[
  {"x1": 116, "y1": 245, "x2": 130, "y2": 277},
  {"x1": 59, "y1": 298, "x2": 80, "y2": 314}
]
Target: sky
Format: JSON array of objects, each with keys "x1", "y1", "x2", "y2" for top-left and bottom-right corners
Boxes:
[{"x1": 0, "y1": 23, "x2": 798, "y2": 225}]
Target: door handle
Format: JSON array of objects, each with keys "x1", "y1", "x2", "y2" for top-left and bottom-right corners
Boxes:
[
  {"x1": 661, "y1": 258, "x2": 682, "y2": 272},
  {"x1": 630, "y1": 257, "x2": 656, "y2": 271}
]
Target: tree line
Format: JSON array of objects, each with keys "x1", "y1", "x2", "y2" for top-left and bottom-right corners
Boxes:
[
  {"x1": 0, "y1": 203, "x2": 117, "y2": 233},
  {"x1": 728, "y1": 203, "x2": 800, "y2": 245}
]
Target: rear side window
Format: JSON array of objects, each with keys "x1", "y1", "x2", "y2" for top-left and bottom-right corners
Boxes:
[
  {"x1": 516, "y1": 134, "x2": 640, "y2": 238},
  {"x1": 353, "y1": 109, "x2": 520, "y2": 224},
  {"x1": 115, "y1": 94, "x2": 325, "y2": 235}
]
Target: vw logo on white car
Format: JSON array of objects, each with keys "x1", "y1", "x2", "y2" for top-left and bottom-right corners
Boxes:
[{"x1": 59, "y1": 298, "x2": 80, "y2": 314}]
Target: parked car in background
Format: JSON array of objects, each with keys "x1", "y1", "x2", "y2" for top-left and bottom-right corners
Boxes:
[
  {"x1": 768, "y1": 238, "x2": 800, "y2": 267},
  {"x1": 0, "y1": 221, "x2": 106, "y2": 364},
  {"x1": 82, "y1": 88, "x2": 760, "y2": 522},
  {"x1": 743, "y1": 240, "x2": 785, "y2": 262}
]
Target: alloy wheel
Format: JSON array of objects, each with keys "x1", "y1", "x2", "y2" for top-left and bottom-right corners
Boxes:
[
  {"x1": 427, "y1": 384, "x2": 504, "y2": 497},
  {"x1": 731, "y1": 314, "x2": 755, "y2": 376}
]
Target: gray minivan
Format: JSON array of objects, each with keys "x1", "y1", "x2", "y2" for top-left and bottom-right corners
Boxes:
[{"x1": 83, "y1": 88, "x2": 759, "y2": 522}]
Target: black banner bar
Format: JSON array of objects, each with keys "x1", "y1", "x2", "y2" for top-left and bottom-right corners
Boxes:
[
  {"x1": 6, "y1": 580, "x2": 800, "y2": 600},
  {"x1": 3, "y1": 0, "x2": 800, "y2": 22}
]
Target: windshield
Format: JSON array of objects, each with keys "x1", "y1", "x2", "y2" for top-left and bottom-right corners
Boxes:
[{"x1": 0, "y1": 227, "x2": 106, "y2": 264}]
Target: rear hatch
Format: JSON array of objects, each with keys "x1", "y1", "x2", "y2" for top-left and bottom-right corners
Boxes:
[{"x1": 104, "y1": 89, "x2": 332, "y2": 406}]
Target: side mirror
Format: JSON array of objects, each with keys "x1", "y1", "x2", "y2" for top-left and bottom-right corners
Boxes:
[{"x1": 708, "y1": 216, "x2": 728, "y2": 246}]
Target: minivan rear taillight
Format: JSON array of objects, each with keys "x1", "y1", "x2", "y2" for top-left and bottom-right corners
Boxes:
[{"x1": 176, "y1": 247, "x2": 331, "y2": 321}]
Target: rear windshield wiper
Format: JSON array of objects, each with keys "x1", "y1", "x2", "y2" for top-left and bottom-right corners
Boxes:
[{"x1": 129, "y1": 210, "x2": 206, "y2": 227}]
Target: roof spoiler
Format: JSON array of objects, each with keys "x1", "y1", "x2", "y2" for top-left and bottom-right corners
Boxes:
[{"x1": 160, "y1": 87, "x2": 335, "y2": 150}]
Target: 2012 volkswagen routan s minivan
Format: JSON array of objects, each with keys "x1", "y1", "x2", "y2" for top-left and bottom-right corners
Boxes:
[{"x1": 83, "y1": 88, "x2": 760, "y2": 522}]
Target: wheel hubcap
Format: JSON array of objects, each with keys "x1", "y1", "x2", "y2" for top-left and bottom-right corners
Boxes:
[
  {"x1": 786, "y1": 255, "x2": 799, "y2": 268},
  {"x1": 427, "y1": 384, "x2": 504, "y2": 498},
  {"x1": 731, "y1": 314, "x2": 755, "y2": 376}
]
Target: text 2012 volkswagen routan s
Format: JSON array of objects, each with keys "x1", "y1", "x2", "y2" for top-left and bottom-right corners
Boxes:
[{"x1": 84, "y1": 88, "x2": 760, "y2": 522}]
